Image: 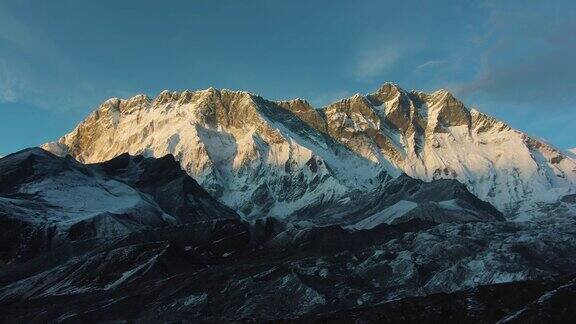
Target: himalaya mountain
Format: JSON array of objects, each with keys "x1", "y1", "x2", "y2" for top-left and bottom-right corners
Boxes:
[
  {"x1": 1, "y1": 148, "x2": 576, "y2": 322},
  {"x1": 0, "y1": 148, "x2": 501, "y2": 265},
  {"x1": 2, "y1": 142, "x2": 576, "y2": 321},
  {"x1": 0, "y1": 148, "x2": 237, "y2": 264},
  {"x1": 42, "y1": 83, "x2": 576, "y2": 221}
]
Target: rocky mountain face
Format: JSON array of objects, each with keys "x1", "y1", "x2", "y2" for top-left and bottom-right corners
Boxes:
[
  {"x1": 294, "y1": 274, "x2": 576, "y2": 323},
  {"x1": 346, "y1": 174, "x2": 504, "y2": 229},
  {"x1": 0, "y1": 149, "x2": 502, "y2": 264},
  {"x1": 42, "y1": 83, "x2": 576, "y2": 220},
  {"x1": 2, "y1": 205, "x2": 576, "y2": 322},
  {"x1": 0, "y1": 148, "x2": 237, "y2": 264},
  {"x1": 42, "y1": 89, "x2": 385, "y2": 222},
  {"x1": 1, "y1": 149, "x2": 576, "y2": 321},
  {"x1": 3, "y1": 82, "x2": 576, "y2": 321}
]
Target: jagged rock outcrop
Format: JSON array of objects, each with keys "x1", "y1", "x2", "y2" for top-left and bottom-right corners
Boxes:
[
  {"x1": 42, "y1": 88, "x2": 386, "y2": 221},
  {"x1": 347, "y1": 174, "x2": 505, "y2": 229},
  {"x1": 42, "y1": 83, "x2": 576, "y2": 219}
]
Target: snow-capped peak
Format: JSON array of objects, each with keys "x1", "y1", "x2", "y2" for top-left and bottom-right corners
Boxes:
[{"x1": 41, "y1": 83, "x2": 576, "y2": 221}]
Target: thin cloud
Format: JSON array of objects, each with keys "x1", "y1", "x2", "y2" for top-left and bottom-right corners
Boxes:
[
  {"x1": 0, "y1": 5, "x2": 133, "y2": 112},
  {"x1": 453, "y1": 3, "x2": 576, "y2": 107},
  {"x1": 415, "y1": 60, "x2": 448, "y2": 72},
  {"x1": 0, "y1": 5, "x2": 66, "y2": 70},
  {"x1": 0, "y1": 60, "x2": 26, "y2": 102}
]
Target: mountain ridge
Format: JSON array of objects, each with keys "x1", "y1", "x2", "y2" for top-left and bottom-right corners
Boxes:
[
  {"x1": 0, "y1": 147, "x2": 238, "y2": 263},
  {"x1": 41, "y1": 83, "x2": 576, "y2": 221},
  {"x1": 1, "y1": 149, "x2": 575, "y2": 322}
]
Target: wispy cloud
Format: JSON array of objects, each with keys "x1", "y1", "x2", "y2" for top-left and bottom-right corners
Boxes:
[
  {"x1": 0, "y1": 60, "x2": 26, "y2": 102},
  {"x1": 0, "y1": 4, "x2": 131, "y2": 112},
  {"x1": 415, "y1": 60, "x2": 448, "y2": 73},
  {"x1": 453, "y1": 2, "x2": 576, "y2": 108},
  {"x1": 354, "y1": 44, "x2": 404, "y2": 79}
]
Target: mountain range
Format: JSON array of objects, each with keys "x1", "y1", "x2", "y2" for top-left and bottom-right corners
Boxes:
[
  {"x1": 2, "y1": 82, "x2": 576, "y2": 321},
  {"x1": 0, "y1": 148, "x2": 237, "y2": 264},
  {"x1": 41, "y1": 83, "x2": 576, "y2": 222}
]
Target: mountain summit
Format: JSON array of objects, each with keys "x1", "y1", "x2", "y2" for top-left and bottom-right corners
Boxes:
[{"x1": 42, "y1": 83, "x2": 576, "y2": 220}]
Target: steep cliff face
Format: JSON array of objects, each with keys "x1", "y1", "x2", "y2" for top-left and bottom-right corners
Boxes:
[
  {"x1": 42, "y1": 88, "x2": 386, "y2": 220},
  {"x1": 42, "y1": 83, "x2": 576, "y2": 219},
  {"x1": 323, "y1": 84, "x2": 576, "y2": 217}
]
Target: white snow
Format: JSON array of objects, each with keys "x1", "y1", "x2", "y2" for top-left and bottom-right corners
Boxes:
[
  {"x1": 351, "y1": 200, "x2": 418, "y2": 230},
  {"x1": 438, "y1": 199, "x2": 475, "y2": 214},
  {"x1": 40, "y1": 86, "x2": 576, "y2": 221},
  {"x1": 180, "y1": 293, "x2": 208, "y2": 307},
  {"x1": 20, "y1": 174, "x2": 142, "y2": 224},
  {"x1": 104, "y1": 255, "x2": 158, "y2": 290},
  {"x1": 566, "y1": 148, "x2": 576, "y2": 158}
]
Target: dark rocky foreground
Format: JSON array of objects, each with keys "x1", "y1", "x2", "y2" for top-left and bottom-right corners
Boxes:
[
  {"x1": 2, "y1": 149, "x2": 576, "y2": 322},
  {"x1": 288, "y1": 275, "x2": 576, "y2": 324},
  {"x1": 2, "y1": 215, "x2": 576, "y2": 323}
]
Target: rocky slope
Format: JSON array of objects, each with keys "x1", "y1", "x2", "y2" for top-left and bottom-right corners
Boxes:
[
  {"x1": 3, "y1": 213, "x2": 576, "y2": 322},
  {"x1": 42, "y1": 83, "x2": 576, "y2": 220},
  {"x1": 2, "y1": 149, "x2": 576, "y2": 322},
  {"x1": 346, "y1": 174, "x2": 504, "y2": 229},
  {"x1": 293, "y1": 274, "x2": 576, "y2": 323},
  {"x1": 42, "y1": 89, "x2": 385, "y2": 221},
  {"x1": 0, "y1": 149, "x2": 502, "y2": 264},
  {"x1": 0, "y1": 148, "x2": 237, "y2": 264}
]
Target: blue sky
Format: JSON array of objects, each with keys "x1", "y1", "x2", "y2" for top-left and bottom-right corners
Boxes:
[{"x1": 1, "y1": 0, "x2": 575, "y2": 155}]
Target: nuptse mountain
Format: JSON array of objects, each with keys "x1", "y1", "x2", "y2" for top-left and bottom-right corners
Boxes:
[
  {"x1": 42, "y1": 82, "x2": 576, "y2": 221},
  {"x1": 1, "y1": 82, "x2": 576, "y2": 322}
]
